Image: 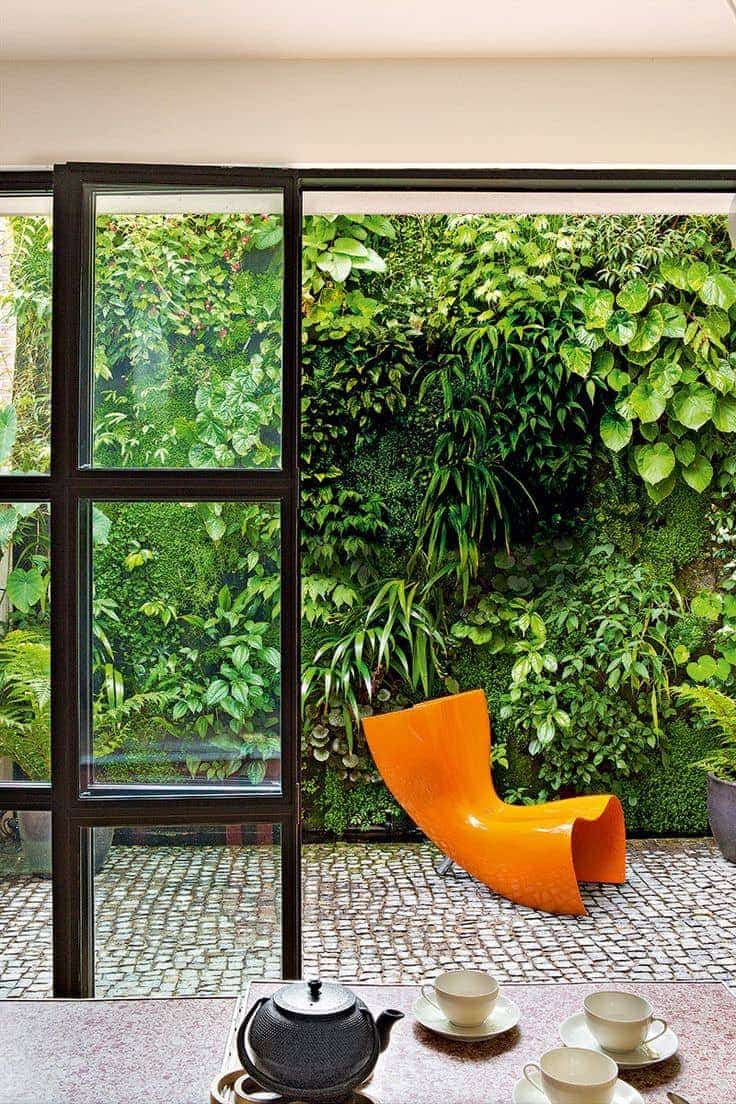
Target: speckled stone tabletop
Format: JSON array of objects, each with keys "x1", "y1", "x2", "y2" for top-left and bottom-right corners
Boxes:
[
  {"x1": 0, "y1": 996, "x2": 235, "y2": 1103},
  {"x1": 243, "y1": 981, "x2": 736, "y2": 1104}
]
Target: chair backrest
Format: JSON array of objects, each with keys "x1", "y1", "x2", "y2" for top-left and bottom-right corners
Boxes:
[{"x1": 362, "y1": 690, "x2": 501, "y2": 832}]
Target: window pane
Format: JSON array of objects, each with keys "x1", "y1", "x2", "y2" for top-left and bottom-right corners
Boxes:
[
  {"x1": 0, "y1": 199, "x2": 52, "y2": 474},
  {"x1": 0, "y1": 809, "x2": 52, "y2": 997},
  {"x1": 88, "y1": 501, "x2": 280, "y2": 787},
  {"x1": 91, "y1": 192, "x2": 283, "y2": 469},
  {"x1": 93, "y1": 823, "x2": 281, "y2": 996},
  {"x1": 0, "y1": 503, "x2": 50, "y2": 783}
]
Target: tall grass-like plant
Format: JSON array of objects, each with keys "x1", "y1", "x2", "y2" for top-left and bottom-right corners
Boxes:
[
  {"x1": 302, "y1": 569, "x2": 449, "y2": 752},
  {"x1": 675, "y1": 684, "x2": 736, "y2": 780},
  {"x1": 415, "y1": 356, "x2": 535, "y2": 600}
]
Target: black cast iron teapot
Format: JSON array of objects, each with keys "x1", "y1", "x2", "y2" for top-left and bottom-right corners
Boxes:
[{"x1": 236, "y1": 978, "x2": 404, "y2": 1102}]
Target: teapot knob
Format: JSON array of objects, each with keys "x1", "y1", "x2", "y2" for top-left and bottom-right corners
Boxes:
[{"x1": 308, "y1": 979, "x2": 322, "y2": 1001}]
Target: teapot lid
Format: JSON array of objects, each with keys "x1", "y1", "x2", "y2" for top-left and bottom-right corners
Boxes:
[{"x1": 273, "y1": 978, "x2": 357, "y2": 1017}]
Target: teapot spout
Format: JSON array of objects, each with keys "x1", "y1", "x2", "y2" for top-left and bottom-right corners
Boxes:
[{"x1": 376, "y1": 1008, "x2": 404, "y2": 1052}]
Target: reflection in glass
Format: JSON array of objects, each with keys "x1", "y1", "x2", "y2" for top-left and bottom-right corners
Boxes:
[
  {"x1": 0, "y1": 205, "x2": 52, "y2": 474},
  {"x1": 0, "y1": 503, "x2": 50, "y2": 782},
  {"x1": 91, "y1": 193, "x2": 283, "y2": 469},
  {"x1": 89, "y1": 501, "x2": 280, "y2": 787},
  {"x1": 0, "y1": 809, "x2": 52, "y2": 997},
  {"x1": 93, "y1": 823, "x2": 281, "y2": 996}
]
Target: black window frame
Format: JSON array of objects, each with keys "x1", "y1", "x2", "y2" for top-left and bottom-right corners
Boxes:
[{"x1": 1, "y1": 164, "x2": 734, "y2": 998}]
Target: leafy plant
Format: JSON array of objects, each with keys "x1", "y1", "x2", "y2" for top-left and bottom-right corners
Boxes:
[
  {"x1": 0, "y1": 630, "x2": 50, "y2": 780},
  {"x1": 427, "y1": 215, "x2": 596, "y2": 497},
  {"x1": 302, "y1": 215, "x2": 394, "y2": 296},
  {"x1": 455, "y1": 538, "x2": 685, "y2": 797},
  {"x1": 594, "y1": 257, "x2": 736, "y2": 501},
  {"x1": 302, "y1": 568, "x2": 449, "y2": 752},
  {"x1": 415, "y1": 355, "x2": 536, "y2": 599}
]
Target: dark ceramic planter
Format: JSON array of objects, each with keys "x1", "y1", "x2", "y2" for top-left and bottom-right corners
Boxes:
[
  {"x1": 17, "y1": 811, "x2": 114, "y2": 877},
  {"x1": 707, "y1": 772, "x2": 736, "y2": 864}
]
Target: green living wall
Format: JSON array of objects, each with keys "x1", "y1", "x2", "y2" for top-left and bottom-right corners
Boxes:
[
  {"x1": 2, "y1": 207, "x2": 735, "y2": 836},
  {"x1": 300, "y1": 212, "x2": 736, "y2": 836}
]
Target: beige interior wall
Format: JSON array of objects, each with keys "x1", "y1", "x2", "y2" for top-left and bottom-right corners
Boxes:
[{"x1": 1, "y1": 58, "x2": 735, "y2": 168}]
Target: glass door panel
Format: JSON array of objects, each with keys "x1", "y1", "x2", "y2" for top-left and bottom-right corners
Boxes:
[
  {"x1": 92, "y1": 822, "x2": 281, "y2": 996},
  {"x1": 0, "y1": 501, "x2": 50, "y2": 782},
  {"x1": 85, "y1": 499, "x2": 281, "y2": 789},
  {"x1": 89, "y1": 191, "x2": 284, "y2": 470},
  {"x1": 0, "y1": 811, "x2": 52, "y2": 997},
  {"x1": 0, "y1": 195, "x2": 52, "y2": 475}
]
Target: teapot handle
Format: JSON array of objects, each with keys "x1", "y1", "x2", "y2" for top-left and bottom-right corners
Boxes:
[{"x1": 236, "y1": 996, "x2": 268, "y2": 1069}]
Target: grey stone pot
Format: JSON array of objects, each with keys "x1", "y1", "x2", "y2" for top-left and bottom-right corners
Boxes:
[
  {"x1": 707, "y1": 772, "x2": 736, "y2": 864},
  {"x1": 17, "y1": 810, "x2": 114, "y2": 877}
]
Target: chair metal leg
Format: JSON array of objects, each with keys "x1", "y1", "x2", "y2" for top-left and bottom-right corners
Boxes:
[{"x1": 436, "y1": 854, "x2": 454, "y2": 876}]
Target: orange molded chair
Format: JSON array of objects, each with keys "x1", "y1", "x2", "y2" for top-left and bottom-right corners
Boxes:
[{"x1": 362, "y1": 689, "x2": 625, "y2": 915}]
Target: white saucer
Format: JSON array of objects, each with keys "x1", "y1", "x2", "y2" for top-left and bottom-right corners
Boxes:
[
  {"x1": 559, "y1": 1012, "x2": 679, "y2": 1068},
  {"x1": 513, "y1": 1075, "x2": 644, "y2": 1104},
  {"x1": 411, "y1": 993, "x2": 520, "y2": 1040}
]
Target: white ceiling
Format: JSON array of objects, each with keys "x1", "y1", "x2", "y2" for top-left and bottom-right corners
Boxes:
[{"x1": 2, "y1": 0, "x2": 735, "y2": 60}]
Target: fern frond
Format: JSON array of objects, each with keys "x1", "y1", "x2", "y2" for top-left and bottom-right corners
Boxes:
[{"x1": 675, "y1": 684, "x2": 736, "y2": 744}]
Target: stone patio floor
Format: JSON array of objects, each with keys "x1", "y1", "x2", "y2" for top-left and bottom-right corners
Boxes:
[{"x1": 1, "y1": 837, "x2": 735, "y2": 998}]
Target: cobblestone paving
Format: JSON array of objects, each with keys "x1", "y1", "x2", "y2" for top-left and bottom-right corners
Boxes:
[
  {"x1": 1, "y1": 838, "x2": 734, "y2": 998},
  {"x1": 302, "y1": 839, "x2": 736, "y2": 992}
]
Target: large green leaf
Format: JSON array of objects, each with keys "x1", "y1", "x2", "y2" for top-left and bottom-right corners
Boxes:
[
  {"x1": 645, "y1": 473, "x2": 676, "y2": 503},
  {"x1": 593, "y1": 348, "x2": 614, "y2": 375},
  {"x1": 316, "y1": 254, "x2": 352, "y2": 282},
  {"x1": 574, "y1": 326, "x2": 604, "y2": 351},
  {"x1": 252, "y1": 224, "x2": 283, "y2": 249},
  {"x1": 92, "y1": 506, "x2": 111, "y2": 545},
  {"x1": 699, "y1": 272, "x2": 736, "y2": 311},
  {"x1": 634, "y1": 441, "x2": 676, "y2": 485},
  {"x1": 713, "y1": 394, "x2": 736, "y2": 432},
  {"x1": 600, "y1": 411, "x2": 632, "y2": 452},
  {"x1": 0, "y1": 506, "x2": 19, "y2": 548},
  {"x1": 670, "y1": 383, "x2": 716, "y2": 430},
  {"x1": 625, "y1": 346, "x2": 658, "y2": 367},
  {"x1": 6, "y1": 567, "x2": 46, "y2": 612},
  {"x1": 362, "y1": 215, "x2": 396, "y2": 238},
  {"x1": 331, "y1": 237, "x2": 369, "y2": 258},
  {"x1": 605, "y1": 310, "x2": 637, "y2": 347},
  {"x1": 560, "y1": 340, "x2": 592, "y2": 378},
  {"x1": 0, "y1": 405, "x2": 18, "y2": 466},
  {"x1": 616, "y1": 278, "x2": 649, "y2": 314},
  {"x1": 581, "y1": 288, "x2": 614, "y2": 328},
  {"x1": 702, "y1": 355, "x2": 736, "y2": 393},
  {"x1": 660, "y1": 258, "x2": 689, "y2": 290},
  {"x1": 674, "y1": 439, "x2": 697, "y2": 466},
  {"x1": 629, "y1": 381, "x2": 666, "y2": 423},
  {"x1": 204, "y1": 513, "x2": 226, "y2": 541},
  {"x1": 687, "y1": 261, "x2": 709, "y2": 291},
  {"x1": 648, "y1": 358, "x2": 682, "y2": 396},
  {"x1": 607, "y1": 367, "x2": 631, "y2": 392},
  {"x1": 203, "y1": 679, "x2": 229, "y2": 707},
  {"x1": 681, "y1": 454, "x2": 713, "y2": 492},
  {"x1": 658, "y1": 304, "x2": 687, "y2": 338},
  {"x1": 628, "y1": 308, "x2": 664, "y2": 353},
  {"x1": 701, "y1": 307, "x2": 731, "y2": 341},
  {"x1": 350, "y1": 247, "x2": 387, "y2": 273}
]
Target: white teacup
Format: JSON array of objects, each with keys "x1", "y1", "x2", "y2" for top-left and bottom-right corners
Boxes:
[
  {"x1": 524, "y1": 1047, "x2": 618, "y2": 1104},
  {"x1": 584, "y1": 990, "x2": 668, "y2": 1053},
  {"x1": 421, "y1": 969, "x2": 499, "y2": 1027}
]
